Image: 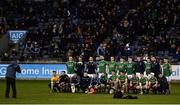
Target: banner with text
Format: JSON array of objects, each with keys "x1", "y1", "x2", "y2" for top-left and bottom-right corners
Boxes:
[{"x1": 0, "y1": 64, "x2": 66, "y2": 79}]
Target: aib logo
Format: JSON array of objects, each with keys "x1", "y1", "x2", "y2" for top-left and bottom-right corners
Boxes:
[{"x1": 8, "y1": 30, "x2": 27, "y2": 43}]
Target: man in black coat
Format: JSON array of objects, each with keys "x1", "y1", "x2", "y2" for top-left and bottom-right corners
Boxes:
[
  {"x1": 135, "y1": 56, "x2": 145, "y2": 75},
  {"x1": 5, "y1": 60, "x2": 21, "y2": 98},
  {"x1": 151, "y1": 57, "x2": 161, "y2": 78}
]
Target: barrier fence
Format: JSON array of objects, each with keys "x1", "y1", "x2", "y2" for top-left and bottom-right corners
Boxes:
[{"x1": 0, "y1": 63, "x2": 179, "y2": 80}]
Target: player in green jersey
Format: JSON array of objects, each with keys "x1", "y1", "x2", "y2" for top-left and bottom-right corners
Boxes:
[
  {"x1": 115, "y1": 72, "x2": 128, "y2": 94},
  {"x1": 145, "y1": 58, "x2": 151, "y2": 79},
  {"x1": 107, "y1": 56, "x2": 117, "y2": 75},
  {"x1": 126, "y1": 57, "x2": 135, "y2": 79},
  {"x1": 129, "y1": 74, "x2": 139, "y2": 93},
  {"x1": 139, "y1": 74, "x2": 148, "y2": 94},
  {"x1": 162, "y1": 58, "x2": 172, "y2": 82},
  {"x1": 98, "y1": 56, "x2": 107, "y2": 74},
  {"x1": 148, "y1": 73, "x2": 158, "y2": 94},
  {"x1": 66, "y1": 56, "x2": 76, "y2": 76},
  {"x1": 117, "y1": 58, "x2": 126, "y2": 74}
]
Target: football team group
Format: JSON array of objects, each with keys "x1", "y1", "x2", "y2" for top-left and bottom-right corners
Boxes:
[{"x1": 48, "y1": 56, "x2": 171, "y2": 95}]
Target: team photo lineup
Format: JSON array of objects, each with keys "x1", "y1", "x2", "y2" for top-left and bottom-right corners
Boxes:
[
  {"x1": 0, "y1": 0, "x2": 179, "y2": 104},
  {"x1": 49, "y1": 55, "x2": 171, "y2": 95}
]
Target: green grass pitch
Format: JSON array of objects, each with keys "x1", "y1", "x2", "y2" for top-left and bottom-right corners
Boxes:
[{"x1": 0, "y1": 80, "x2": 180, "y2": 104}]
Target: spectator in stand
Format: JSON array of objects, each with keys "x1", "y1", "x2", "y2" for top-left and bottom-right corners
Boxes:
[{"x1": 97, "y1": 44, "x2": 105, "y2": 56}]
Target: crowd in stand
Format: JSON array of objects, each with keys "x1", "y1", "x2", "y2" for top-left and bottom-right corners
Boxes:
[{"x1": 0, "y1": 0, "x2": 179, "y2": 63}]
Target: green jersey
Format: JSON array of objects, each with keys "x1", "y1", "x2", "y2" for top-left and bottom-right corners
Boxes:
[
  {"x1": 108, "y1": 61, "x2": 117, "y2": 74},
  {"x1": 139, "y1": 77, "x2": 147, "y2": 85},
  {"x1": 109, "y1": 75, "x2": 117, "y2": 81},
  {"x1": 162, "y1": 63, "x2": 171, "y2": 77},
  {"x1": 118, "y1": 62, "x2": 126, "y2": 73},
  {"x1": 130, "y1": 77, "x2": 139, "y2": 85},
  {"x1": 145, "y1": 63, "x2": 151, "y2": 75},
  {"x1": 66, "y1": 61, "x2": 76, "y2": 74},
  {"x1": 149, "y1": 77, "x2": 157, "y2": 85},
  {"x1": 118, "y1": 75, "x2": 127, "y2": 83},
  {"x1": 126, "y1": 62, "x2": 135, "y2": 75},
  {"x1": 98, "y1": 60, "x2": 107, "y2": 73}
]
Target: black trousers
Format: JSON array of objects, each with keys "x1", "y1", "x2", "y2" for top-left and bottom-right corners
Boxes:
[
  {"x1": 48, "y1": 83, "x2": 60, "y2": 92},
  {"x1": 5, "y1": 77, "x2": 16, "y2": 98}
]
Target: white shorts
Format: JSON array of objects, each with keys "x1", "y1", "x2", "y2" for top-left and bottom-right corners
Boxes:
[
  {"x1": 144, "y1": 72, "x2": 151, "y2": 79},
  {"x1": 67, "y1": 74, "x2": 74, "y2": 77},
  {"x1": 88, "y1": 74, "x2": 94, "y2": 78},
  {"x1": 108, "y1": 74, "x2": 112, "y2": 78},
  {"x1": 136, "y1": 73, "x2": 141, "y2": 78},
  {"x1": 127, "y1": 75, "x2": 132, "y2": 79},
  {"x1": 98, "y1": 73, "x2": 102, "y2": 78},
  {"x1": 166, "y1": 76, "x2": 171, "y2": 82}
]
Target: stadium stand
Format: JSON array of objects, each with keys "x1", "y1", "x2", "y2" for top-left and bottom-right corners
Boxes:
[{"x1": 0, "y1": 0, "x2": 179, "y2": 63}]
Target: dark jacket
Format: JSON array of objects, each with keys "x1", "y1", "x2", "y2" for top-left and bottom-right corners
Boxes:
[
  {"x1": 6, "y1": 63, "x2": 21, "y2": 79},
  {"x1": 135, "y1": 61, "x2": 145, "y2": 74},
  {"x1": 80, "y1": 76, "x2": 91, "y2": 86},
  {"x1": 86, "y1": 62, "x2": 97, "y2": 74},
  {"x1": 75, "y1": 62, "x2": 85, "y2": 76},
  {"x1": 151, "y1": 61, "x2": 161, "y2": 77}
]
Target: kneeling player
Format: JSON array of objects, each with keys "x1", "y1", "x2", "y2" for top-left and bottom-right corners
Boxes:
[
  {"x1": 99, "y1": 72, "x2": 108, "y2": 92},
  {"x1": 158, "y1": 74, "x2": 170, "y2": 95},
  {"x1": 80, "y1": 72, "x2": 91, "y2": 93},
  {"x1": 116, "y1": 72, "x2": 128, "y2": 94},
  {"x1": 107, "y1": 71, "x2": 117, "y2": 94},
  {"x1": 48, "y1": 71, "x2": 60, "y2": 92},
  {"x1": 129, "y1": 74, "x2": 139, "y2": 93},
  {"x1": 59, "y1": 71, "x2": 70, "y2": 92},
  {"x1": 70, "y1": 74, "x2": 80, "y2": 93},
  {"x1": 139, "y1": 74, "x2": 148, "y2": 94},
  {"x1": 89, "y1": 74, "x2": 100, "y2": 93},
  {"x1": 148, "y1": 73, "x2": 158, "y2": 94}
]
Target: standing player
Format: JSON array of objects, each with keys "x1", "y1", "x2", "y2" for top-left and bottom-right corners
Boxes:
[
  {"x1": 117, "y1": 58, "x2": 126, "y2": 74},
  {"x1": 148, "y1": 73, "x2": 158, "y2": 94},
  {"x1": 145, "y1": 58, "x2": 151, "y2": 79},
  {"x1": 162, "y1": 58, "x2": 172, "y2": 83},
  {"x1": 135, "y1": 56, "x2": 145, "y2": 77},
  {"x1": 98, "y1": 56, "x2": 107, "y2": 76},
  {"x1": 129, "y1": 74, "x2": 139, "y2": 94},
  {"x1": 75, "y1": 56, "x2": 85, "y2": 83},
  {"x1": 86, "y1": 56, "x2": 97, "y2": 77},
  {"x1": 107, "y1": 56, "x2": 117, "y2": 76},
  {"x1": 126, "y1": 57, "x2": 135, "y2": 79},
  {"x1": 151, "y1": 56, "x2": 161, "y2": 78},
  {"x1": 139, "y1": 74, "x2": 148, "y2": 94},
  {"x1": 66, "y1": 56, "x2": 76, "y2": 77}
]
